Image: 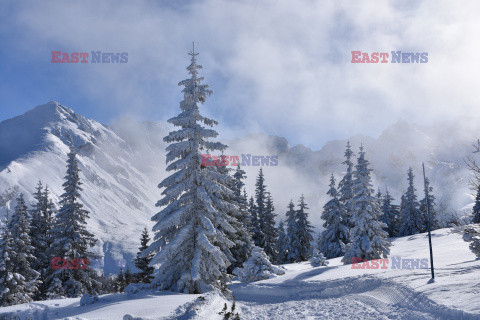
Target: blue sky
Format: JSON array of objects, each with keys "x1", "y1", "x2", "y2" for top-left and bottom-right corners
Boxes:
[{"x1": 1, "y1": 0, "x2": 479, "y2": 149}]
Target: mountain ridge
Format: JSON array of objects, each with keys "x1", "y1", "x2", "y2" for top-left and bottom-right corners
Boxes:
[{"x1": 0, "y1": 101, "x2": 477, "y2": 274}]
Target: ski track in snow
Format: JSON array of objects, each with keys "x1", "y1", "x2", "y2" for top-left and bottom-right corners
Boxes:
[
  {"x1": 232, "y1": 273, "x2": 478, "y2": 320},
  {"x1": 1, "y1": 229, "x2": 479, "y2": 319}
]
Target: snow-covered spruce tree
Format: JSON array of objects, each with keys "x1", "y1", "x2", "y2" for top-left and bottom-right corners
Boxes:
[
  {"x1": 226, "y1": 165, "x2": 253, "y2": 272},
  {"x1": 472, "y1": 185, "x2": 480, "y2": 224},
  {"x1": 134, "y1": 228, "x2": 154, "y2": 284},
  {"x1": 45, "y1": 147, "x2": 99, "y2": 298},
  {"x1": 342, "y1": 146, "x2": 390, "y2": 264},
  {"x1": 262, "y1": 192, "x2": 278, "y2": 261},
  {"x1": 398, "y1": 168, "x2": 423, "y2": 236},
  {"x1": 295, "y1": 195, "x2": 314, "y2": 261},
  {"x1": 275, "y1": 220, "x2": 288, "y2": 264},
  {"x1": 214, "y1": 162, "x2": 253, "y2": 274},
  {"x1": 375, "y1": 188, "x2": 383, "y2": 208},
  {"x1": 309, "y1": 249, "x2": 329, "y2": 267},
  {"x1": 338, "y1": 141, "x2": 355, "y2": 234},
  {"x1": 318, "y1": 174, "x2": 348, "y2": 259},
  {"x1": 0, "y1": 210, "x2": 34, "y2": 306},
  {"x1": 144, "y1": 48, "x2": 237, "y2": 294},
  {"x1": 419, "y1": 177, "x2": 439, "y2": 232},
  {"x1": 233, "y1": 166, "x2": 249, "y2": 229},
  {"x1": 380, "y1": 189, "x2": 400, "y2": 237},
  {"x1": 3, "y1": 194, "x2": 40, "y2": 304},
  {"x1": 233, "y1": 247, "x2": 284, "y2": 283},
  {"x1": 248, "y1": 196, "x2": 261, "y2": 244},
  {"x1": 284, "y1": 200, "x2": 301, "y2": 262},
  {"x1": 253, "y1": 168, "x2": 267, "y2": 248},
  {"x1": 30, "y1": 182, "x2": 56, "y2": 299}
]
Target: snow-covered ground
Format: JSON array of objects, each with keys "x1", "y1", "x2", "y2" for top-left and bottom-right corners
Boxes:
[{"x1": 1, "y1": 227, "x2": 478, "y2": 319}]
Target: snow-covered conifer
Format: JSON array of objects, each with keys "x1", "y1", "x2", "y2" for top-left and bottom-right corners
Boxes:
[
  {"x1": 0, "y1": 210, "x2": 35, "y2": 306},
  {"x1": 275, "y1": 220, "x2": 288, "y2": 264},
  {"x1": 248, "y1": 196, "x2": 261, "y2": 244},
  {"x1": 284, "y1": 200, "x2": 301, "y2": 262},
  {"x1": 228, "y1": 165, "x2": 253, "y2": 271},
  {"x1": 295, "y1": 195, "x2": 314, "y2": 261},
  {"x1": 45, "y1": 147, "x2": 99, "y2": 298},
  {"x1": 376, "y1": 188, "x2": 383, "y2": 208},
  {"x1": 1, "y1": 195, "x2": 40, "y2": 305},
  {"x1": 472, "y1": 186, "x2": 480, "y2": 224},
  {"x1": 398, "y1": 168, "x2": 423, "y2": 236},
  {"x1": 338, "y1": 141, "x2": 355, "y2": 233},
  {"x1": 30, "y1": 182, "x2": 56, "y2": 299},
  {"x1": 262, "y1": 192, "x2": 278, "y2": 261},
  {"x1": 144, "y1": 48, "x2": 235, "y2": 294},
  {"x1": 253, "y1": 168, "x2": 267, "y2": 248},
  {"x1": 318, "y1": 174, "x2": 348, "y2": 259},
  {"x1": 134, "y1": 228, "x2": 154, "y2": 284},
  {"x1": 342, "y1": 146, "x2": 390, "y2": 264},
  {"x1": 233, "y1": 247, "x2": 284, "y2": 283},
  {"x1": 380, "y1": 189, "x2": 400, "y2": 237},
  {"x1": 419, "y1": 178, "x2": 438, "y2": 232}
]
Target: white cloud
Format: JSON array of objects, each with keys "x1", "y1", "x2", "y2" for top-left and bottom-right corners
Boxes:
[{"x1": 3, "y1": 0, "x2": 480, "y2": 149}]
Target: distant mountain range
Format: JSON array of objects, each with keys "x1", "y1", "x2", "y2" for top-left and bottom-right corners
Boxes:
[{"x1": 0, "y1": 101, "x2": 476, "y2": 273}]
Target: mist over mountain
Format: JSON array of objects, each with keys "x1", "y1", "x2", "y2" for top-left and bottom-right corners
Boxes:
[{"x1": 0, "y1": 101, "x2": 476, "y2": 274}]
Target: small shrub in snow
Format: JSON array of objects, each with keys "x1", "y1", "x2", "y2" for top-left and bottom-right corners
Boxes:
[
  {"x1": 219, "y1": 302, "x2": 240, "y2": 320},
  {"x1": 463, "y1": 225, "x2": 480, "y2": 259},
  {"x1": 80, "y1": 293, "x2": 99, "y2": 306},
  {"x1": 123, "y1": 315, "x2": 145, "y2": 320},
  {"x1": 309, "y1": 249, "x2": 329, "y2": 267},
  {"x1": 124, "y1": 283, "x2": 151, "y2": 294},
  {"x1": 233, "y1": 247, "x2": 285, "y2": 283}
]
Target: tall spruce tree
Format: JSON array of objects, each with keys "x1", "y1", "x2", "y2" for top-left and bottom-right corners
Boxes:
[
  {"x1": 254, "y1": 168, "x2": 267, "y2": 248},
  {"x1": 342, "y1": 146, "x2": 390, "y2": 264},
  {"x1": 295, "y1": 195, "x2": 314, "y2": 261},
  {"x1": 144, "y1": 48, "x2": 236, "y2": 294},
  {"x1": 284, "y1": 200, "x2": 301, "y2": 262},
  {"x1": 318, "y1": 174, "x2": 349, "y2": 259},
  {"x1": 380, "y1": 189, "x2": 400, "y2": 237},
  {"x1": 134, "y1": 228, "x2": 154, "y2": 284},
  {"x1": 30, "y1": 182, "x2": 56, "y2": 299},
  {"x1": 473, "y1": 185, "x2": 480, "y2": 224},
  {"x1": 262, "y1": 192, "x2": 278, "y2": 261},
  {"x1": 338, "y1": 141, "x2": 355, "y2": 234},
  {"x1": 3, "y1": 195, "x2": 39, "y2": 304},
  {"x1": 275, "y1": 220, "x2": 288, "y2": 264},
  {"x1": 227, "y1": 166, "x2": 253, "y2": 271},
  {"x1": 376, "y1": 188, "x2": 383, "y2": 208},
  {"x1": 419, "y1": 177, "x2": 438, "y2": 232},
  {"x1": 0, "y1": 208, "x2": 37, "y2": 307},
  {"x1": 0, "y1": 212, "x2": 16, "y2": 306},
  {"x1": 398, "y1": 168, "x2": 423, "y2": 236},
  {"x1": 46, "y1": 147, "x2": 99, "y2": 298},
  {"x1": 248, "y1": 196, "x2": 261, "y2": 245}
]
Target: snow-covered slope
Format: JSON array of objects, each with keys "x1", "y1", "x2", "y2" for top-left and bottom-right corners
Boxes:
[
  {"x1": 1, "y1": 228, "x2": 478, "y2": 319},
  {"x1": 0, "y1": 102, "x2": 477, "y2": 273},
  {"x1": 0, "y1": 101, "x2": 170, "y2": 274}
]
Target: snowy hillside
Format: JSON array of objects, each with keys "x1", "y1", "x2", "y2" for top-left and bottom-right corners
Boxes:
[
  {"x1": 0, "y1": 102, "x2": 477, "y2": 273},
  {"x1": 0, "y1": 101, "x2": 170, "y2": 274},
  {"x1": 1, "y1": 227, "x2": 478, "y2": 319}
]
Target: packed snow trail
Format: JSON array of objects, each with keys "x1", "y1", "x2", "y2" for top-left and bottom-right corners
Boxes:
[
  {"x1": 0, "y1": 228, "x2": 479, "y2": 319},
  {"x1": 232, "y1": 272, "x2": 477, "y2": 319}
]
